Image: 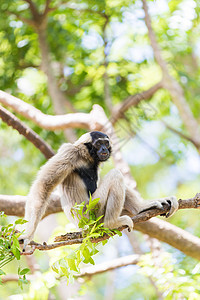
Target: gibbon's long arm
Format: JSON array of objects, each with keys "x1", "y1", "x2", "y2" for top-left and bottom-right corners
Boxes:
[{"x1": 23, "y1": 143, "x2": 75, "y2": 242}]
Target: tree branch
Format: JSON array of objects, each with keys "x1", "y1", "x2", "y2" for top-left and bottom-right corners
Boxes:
[
  {"x1": 161, "y1": 120, "x2": 200, "y2": 149},
  {"x1": 6, "y1": 11, "x2": 36, "y2": 28},
  {"x1": 135, "y1": 218, "x2": 200, "y2": 261},
  {"x1": 1, "y1": 274, "x2": 33, "y2": 283},
  {"x1": 23, "y1": 0, "x2": 40, "y2": 21},
  {"x1": 76, "y1": 254, "x2": 140, "y2": 277},
  {"x1": 0, "y1": 192, "x2": 198, "y2": 225},
  {"x1": 3, "y1": 192, "x2": 200, "y2": 260},
  {"x1": 0, "y1": 90, "x2": 90, "y2": 130},
  {"x1": 1, "y1": 254, "x2": 139, "y2": 283},
  {"x1": 111, "y1": 81, "x2": 163, "y2": 123},
  {"x1": 0, "y1": 105, "x2": 54, "y2": 159},
  {"x1": 43, "y1": 0, "x2": 53, "y2": 16},
  {"x1": 0, "y1": 194, "x2": 61, "y2": 218}
]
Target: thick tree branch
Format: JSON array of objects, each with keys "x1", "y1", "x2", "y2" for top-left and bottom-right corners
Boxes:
[
  {"x1": 142, "y1": 0, "x2": 200, "y2": 149},
  {"x1": 0, "y1": 90, "x2": 90, "y2": 130},
  {"x1": 0, "y1": 192, "x2": 199, "y2": 222},
  {"x1": 0, "y1": 105, "x2": 54, "y2": 159},
  {"x1": 0, "y1": 92, "x2": 137, "y2": 187},
  {"x1": 135, "y1": 218, "x2": 200, "y2": 261},
  {"x1": 2, "y1": 192, "x2": 200, "y2": 260},
  {"x1": 0, "y1": 194, "x2": 61, "y2": 218}
]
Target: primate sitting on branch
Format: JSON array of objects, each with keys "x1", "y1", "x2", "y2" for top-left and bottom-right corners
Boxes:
[{"x1": 21, "y1": 131, "x2": 178, "y2": 248}]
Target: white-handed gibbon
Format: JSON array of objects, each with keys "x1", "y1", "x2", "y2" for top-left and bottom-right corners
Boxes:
[{"x1": 21, "y1": 131, "x2": 178, "y2": 248}]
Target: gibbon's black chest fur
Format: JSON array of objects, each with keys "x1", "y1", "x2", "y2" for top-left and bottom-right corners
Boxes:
[{"x1": 74, "y1": 165, "x2": 98, "y2": 196}]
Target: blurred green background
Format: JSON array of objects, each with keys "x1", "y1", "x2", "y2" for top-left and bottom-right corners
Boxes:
[{"x1": 1, "y1": 0, "x2": 200, "y2": 299}]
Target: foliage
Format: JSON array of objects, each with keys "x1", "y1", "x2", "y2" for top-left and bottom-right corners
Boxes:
[
  {"x1": 139, "y1": 252, "x2": 200, "y2": 299},
  {"x1": 0, "y1": 0, "x2": 200, "y2": 298},
  {"x1": 0, "y1": 212, "x2": 29, "y2": 288},
  {"x1": 52, "y1": 196, "x2": 121, "y2": 282}
]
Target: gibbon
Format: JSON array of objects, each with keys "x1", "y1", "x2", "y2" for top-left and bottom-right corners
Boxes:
[{"x1": 21, "y1": 131, "x2": 178, "y2": 248}]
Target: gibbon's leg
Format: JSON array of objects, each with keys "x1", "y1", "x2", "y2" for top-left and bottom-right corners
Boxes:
[
  {"x1": 93, "y1": 169, "x2": 134, "y2": 231},
  {"x1": 123, "y1": 186, "x2": 178, "y2": 218}
]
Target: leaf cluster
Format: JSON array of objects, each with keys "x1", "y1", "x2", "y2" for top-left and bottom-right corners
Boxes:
[
  {"x1": 52, "y1": 196, "x2": 121, "y2": 281},
  {"x1": 0, "y1": 212, "x2": 29, "y2": 287}
]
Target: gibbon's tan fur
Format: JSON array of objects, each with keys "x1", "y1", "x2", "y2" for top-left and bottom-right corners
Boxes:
[{"x1": 21, "y1": 131, "x2": 178, "y2": 248}]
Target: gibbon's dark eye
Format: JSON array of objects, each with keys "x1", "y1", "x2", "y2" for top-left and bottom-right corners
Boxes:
[
  {"x1": 95, "y1": 141, "x2": 101, "y2": 148},
  {"x1": 105, "y1": 141, "x2": 109, "y2": 148}
]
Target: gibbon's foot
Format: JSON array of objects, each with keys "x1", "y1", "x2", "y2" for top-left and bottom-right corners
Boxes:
[
  {"x1": 123, "y1": 215, "x2": 134, "y2": 231},
  {"x1": 139, "y1": 196, "x2": 178, "y2": 218},
  {"x1": 104, "y1": 215, "x2": 134, "y2": 232},
  {"x1": 126, "y1": 218, "x2": 134, "y2": 232},
  {"x1": 160, "y1": 196, "x2": 178, "y2": 218}
]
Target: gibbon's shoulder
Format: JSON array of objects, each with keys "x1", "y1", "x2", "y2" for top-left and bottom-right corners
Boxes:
[
  {"x1": 57, "y1": 142, "x2": 93, "y2": 164},
  {"x1": 57, "y1": 143, "x2": 74, "y2": 154}
]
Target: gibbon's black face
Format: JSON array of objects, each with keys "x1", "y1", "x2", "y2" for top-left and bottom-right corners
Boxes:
[{"x1": 85, "y1": 131, "x2": 112, "y2": 162}]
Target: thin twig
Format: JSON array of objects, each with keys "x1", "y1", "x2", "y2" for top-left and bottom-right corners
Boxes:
[
  {"x1": 162, "y1": 120, "x2": 199, "y2": 148},
  {"x1": 111, "y1": 81, "x2": 163, "y2": 123}
]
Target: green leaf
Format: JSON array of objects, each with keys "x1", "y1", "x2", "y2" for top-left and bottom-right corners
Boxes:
[
  {"x1": 82, "y1": 247, "x2": 90, "y2": 262},
  {"x1": 11, "y1": 245, "x2": 20, "y2": 260},
  {"x1": 15, "y1": 219, "x2": 27, "y2": 225},
  {"x1": 67, "y1": 251, "x2": 77, "y2": 260},
  {"x1": 60, "y1": 266, "x2": 69, "y2": 277},
  {"x1": 76, "y1": 250, "x2": 81, "y2": 266},
  {"x1": 89, "y1": 233, "x2": 101, "y2": 238},
  {"x1": 89, "y1": 257, "x2": 95, "y2": 265},
  {"x1": 12, "y1": 236, "x2": 20, "y2": 248},
  {"x1": 96, "y1": 215, "x2": 104, "y2": 222},
  {"x1": 90, "y1": 248, "x2": 99, "y2": 255},
  {"x1": 67, "y1": 258, "x2": 78, "y2": 272},
  {"x1": 113, "y1": 229, "x2": 122, "y2": 236},
  {"x1": 86, "y1": 197, "x2": 100, "y2": 212},
  {"x1": 102, "y1": 240, "x2": 108, "y2": 246},
  {"x1": 20, "y1": 268, "x2": 30, "y2": 275}
]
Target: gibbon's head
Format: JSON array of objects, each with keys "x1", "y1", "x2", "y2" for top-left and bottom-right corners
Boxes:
[{"x1": 75, "y1": 131, "x2": 112, "y2": 162}]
